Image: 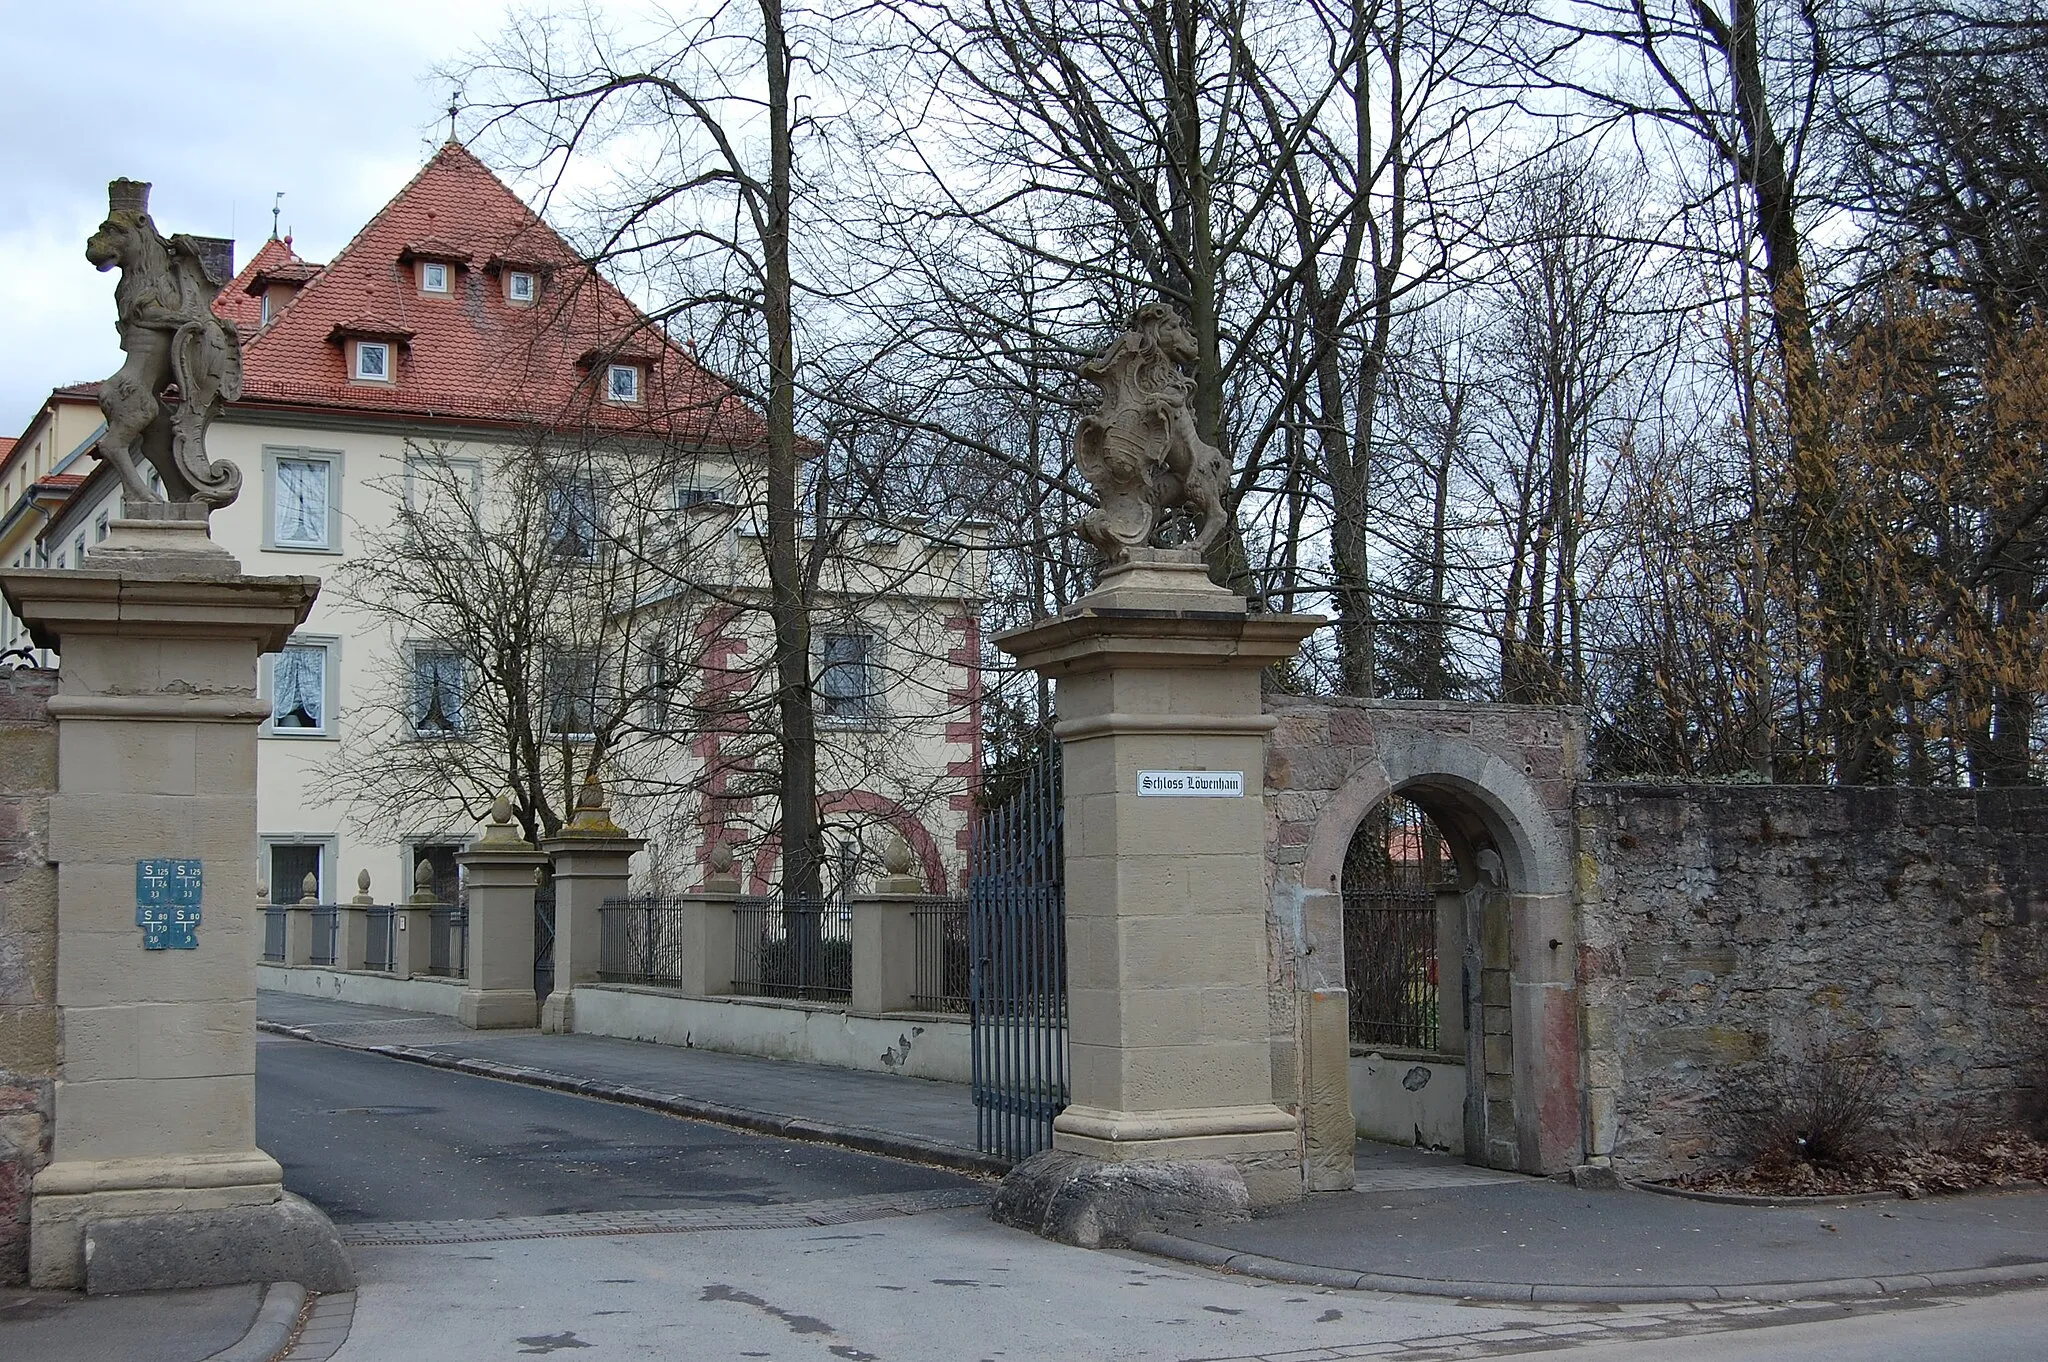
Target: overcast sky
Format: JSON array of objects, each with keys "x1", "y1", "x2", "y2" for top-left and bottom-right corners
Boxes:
[{"x1": 0, "y1": 0, "x2": 518, "y2": 437}]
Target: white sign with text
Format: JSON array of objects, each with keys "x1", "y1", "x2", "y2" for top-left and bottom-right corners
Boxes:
[{"x1": 1137, "y1": 770, "x2": 1246, "y2": 798}]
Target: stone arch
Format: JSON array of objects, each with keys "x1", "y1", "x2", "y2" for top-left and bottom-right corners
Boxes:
[{"x1": 1269, "y1": 704, "x2": 1583, "y2": 1182}]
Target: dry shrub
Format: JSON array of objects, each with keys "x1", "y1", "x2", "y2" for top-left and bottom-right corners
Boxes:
[{"x1": 1739, "y1": 1032, "x2": 1895, "y2": 1173}]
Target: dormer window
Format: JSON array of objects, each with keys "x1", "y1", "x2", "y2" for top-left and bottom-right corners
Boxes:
[
  {"x1": 506, "y1": 271, "x2": 537, "y2": 305},
  {"x1": 355, "y1": 341, "x2": 391, "y2": 381},
  {"x1": 260, "y1": 293, "x2": 274, "y2": 325},
  {"x1": 607, "y1": 363, "x2": 641, "y2": 404},
  {"x1": 421, "y1": 262, "x2": 450, "y2": 294}
]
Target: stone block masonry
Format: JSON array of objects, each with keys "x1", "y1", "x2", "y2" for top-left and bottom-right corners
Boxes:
[
  {"x1": 1578, "y1": 784, "x2": 2048, "y2": 1182},
  {"x1": 0, "y1": 668, "x2": 57, "y2": 1284}
]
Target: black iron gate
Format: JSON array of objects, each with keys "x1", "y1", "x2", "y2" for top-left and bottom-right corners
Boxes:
[
  {"x1": 969, "y1": 743, "x2": 1068, "y2": 1163},
  {"x1": 535, "y1": 875, "x2": 556, "y2": 999}
]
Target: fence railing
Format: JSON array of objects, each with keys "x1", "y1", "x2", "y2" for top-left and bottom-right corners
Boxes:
[
  {"x1": 426, "y1": 904, "x2": 467, "y2": 978},
  {"x1": 599, "y1": 896, "x2": 689, "y2": 987},
  {"x1": 914, "y1": 896, "x2": 971, "y2": 1012},
  {"x1": 262, "y1": 907, "x2": 287, "y2": 963},
  {"x1": 733, "y1": 894, "x2": 852, "y2": 1003},
  {"x1": 308, "y1": 907, "x2": 339, "y2": 967},
  {"x1": 364, "y1": 906, "x2": 396, "y2": 973},
  {"x1": 1342, "y1": 890, "x2": 1440, "y2": 1051}
]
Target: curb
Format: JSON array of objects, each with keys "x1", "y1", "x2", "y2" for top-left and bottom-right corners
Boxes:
[
  {"x1": 1127, "y1": 1230, "x2": 2048, "y2": 1304},
  {"x1": 1631, "y1": 1178, "x2": 2048, "y2": 1209},
  {"x1": 258, "y1": 1020, "x2": 1011, "y2": 1178},
  {"x1": 201, "y1": 1281, "x2": 306, "y2": 1362}
]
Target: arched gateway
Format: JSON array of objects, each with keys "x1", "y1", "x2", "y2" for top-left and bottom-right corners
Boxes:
[{"x1": 1264, "y1": 695, "x2": 1584, "y2": 1187}]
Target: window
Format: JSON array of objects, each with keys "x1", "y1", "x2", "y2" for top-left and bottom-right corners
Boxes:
[
  {"x1": 546, "y1": 649, "x2": 600, "y2": 739},
  {"x1": 410, "y1": 844, "x2": 462, "y2": 904},
  {"x1": 606, "y1": 364, "x2": 640, "y2": 403},
  {"x1": 72, "y1": 535, "x2": 86, "y2": 564},
  {"x1": 506, "y1": 271, "x2": 536, "y2": 304},
  {"x1": 544, "y1": 475, "x2": 601, "y2": 560},
  {"x1": 673, "y1": 480, "x2": 724, "y2": 512},
  {"x1": 260, "y1": 292, "x2": 273, "y2": 326},
  {"x1": 817, "y1": 633, "x2": 879, "y2": 723},
  {"x1": 410, "y1": 648, "x2": 466, "y2": 736},
  {"x1": 645, "y1": 646, "x2": 675, "y2": 728},
  {"x1": 402, "y1": 454, "x2": 480, "y2": 553},
  {"x1": 420, "y1": 262, "x2": 450, "y2": 294},
  {"x1": 268, "y1": 843, "x2": 328, "y2": 905},
  {"x1": 265, "y1": 636, "x2": 340, "y2": 738},
  {"x1": 94, "y1": 511, "x2": 109, "y2": 543},
  {"x1": 264, "y1": 449, "x2": 342, "y2": 552},
  {"x1": 54, "y1": 551, "x2": 66, "y2": 571},
  {"x1": 354, "y1": 341, "x2": 390, "y2": 381}
]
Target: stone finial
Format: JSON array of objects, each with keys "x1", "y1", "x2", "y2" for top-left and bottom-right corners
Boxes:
[
  {"x1": 704, "y1": 840, "x2": 740, "y2": 894},
  {"x1": 301, "y1": 871, "x2": 319, "y2": 902},
  {"x1": 478, "y1": 792, "x2": 529, "y2": 846},
  {"x1": 255, "y1": 879, "x2": 268, "y2": 903},
  {"x1": 411, "y1": 858, "x2": 441, "y2": 905},
  {"x1": 562, "y1": 771, "x2": 627, "y2": 838},
  {"x1": 883, "y1": 834, "x2": 914, "y2": 878},
  {"x1": 353, "y1": 868, "x2": 373, "y2": 905},
  {"x1": 1073, "y1": 304, "x2": 1231, "y2": 564}
]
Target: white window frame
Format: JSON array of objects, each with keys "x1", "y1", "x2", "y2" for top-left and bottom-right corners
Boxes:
[
  {"x1": 260, "y1": 292, "x2": 274, "y2": 326},
  {"x1": 263, "y1": 634, "x2": 342, "y2": 739},
  {"x1": 672, "y1": 479, "x2": 726, "y2": 512},
  {"x1": 72, "y1": 534, "x2": 85, "y2": 564},
  {"x1": 816, "y1": 629, "x2": 885, "y2": 727},
  {"x1": 420, "y1": 261, "x2": 451, "y2": 294},
  {"x1": 402, "y1": 454, "x2": 481, "y2": 552},
  {"x1": 505, "y1": 271, "x2": 537, "y2": 305},
  {"x1": 262, "y1": 836, "x2": 339, "y2": 905},
  {"x1": 606, "y1": 363, "x2": 641, "y2": 404},
  {"x1": 263, "y1": 447, "x2": 345, "y2": 553},
  {"x1": 353, "y1": 341, "x2": 392, "y2": 382},
  {"x1": 407, "y1": 643, "x2": 469, "y2": 738},
  {"x1": 94, "y1": 510, "x2": 109, "y2": 543}
]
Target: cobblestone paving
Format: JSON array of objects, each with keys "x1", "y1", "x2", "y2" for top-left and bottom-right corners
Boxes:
[{"x1": 341, "y1": 1188, "x2": 993, "y2": 1246}]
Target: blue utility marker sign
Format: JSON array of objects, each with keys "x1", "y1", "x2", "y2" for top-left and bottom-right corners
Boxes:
[{"x1": 136, "y1": 859, "x2": 202, "y2": 950}]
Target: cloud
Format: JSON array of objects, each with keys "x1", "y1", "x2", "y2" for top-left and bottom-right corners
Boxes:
[{"x1": 0, "y1": 0, "x2": 513, "y2": 431}]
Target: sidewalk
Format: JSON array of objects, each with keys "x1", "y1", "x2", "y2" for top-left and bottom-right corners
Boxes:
[
  {"x1": 0, "y1": 1281, "x2": 305, "y2": 1362},
  {"x1": 258, "y1": 991, "x2": 2048, "y2": 1305}
]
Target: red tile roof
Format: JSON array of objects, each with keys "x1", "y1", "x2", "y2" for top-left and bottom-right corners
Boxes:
[
  {"x1": 0, "y1": 438, "x2": 14, "y2": 462},
  {"x1": 215, "y1": 236, "x2": 306, "y2": 331},
  {"x1": 227, "y1": 141, "x2": 765, "y2": 448}
]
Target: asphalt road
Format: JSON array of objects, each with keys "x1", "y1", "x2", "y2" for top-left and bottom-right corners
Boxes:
[{"x1": 255, "y1": 1036, "x2": 980, "y2": 1224}]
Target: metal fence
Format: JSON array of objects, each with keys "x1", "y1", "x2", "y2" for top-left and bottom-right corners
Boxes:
[
  {"x1": 599, "y1": 896, "x2": 689, "y2": 987},
  {"x1": 262, "y1": 907, "x2": 287, "y2": 963},
  {"x1": 364, "y1": 906, "x2": 396, "y2": 973},
  {"x1": 913, "y1": 896, "x2": 971, "y2": 1012},
  {"x1": 1342, "y1": 890, "x2": 1440, "y2": 1050},
  {"x1": 308, "y1": 906, "x2": 339, "y2": 967},
  {"x1": 426, "y1": 903, "x2": 467, "y2": 978},
  {"x1": 732, "y1": 894, "x2": 853, "y2": 1003}
]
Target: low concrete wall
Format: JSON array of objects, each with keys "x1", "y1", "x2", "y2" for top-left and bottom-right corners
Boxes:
[
  {"x1": 568, "y1": 985, "x2": 972, "y2": 1084},
  {"x1": 257, "y1": 965, "x2": 468, "y2": 1019},
  {"x1": 1351, "y1": 1052, "x2": 1465, "y2": 1154},
  {"x1": 1578, "y1": 785, "x2": 2048, "y2": 1182},
  {"x1": 0, "y1": 669, "x2": 56, "y2": 1284}
]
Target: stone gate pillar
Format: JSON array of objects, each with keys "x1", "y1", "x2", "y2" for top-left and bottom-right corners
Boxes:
[
  {"x1": 538, "y1": 776, "x2": 643, "y2": 1034},
  {"x1": 457, "y1": 797, "x2": 548, "y2": 1029},
  {"x1": 0, "y1": 522, "x2": 349, "y2": 1290},
  {"x1": 993, "y1": 550, "x2": 1322, "y2": 1235}
]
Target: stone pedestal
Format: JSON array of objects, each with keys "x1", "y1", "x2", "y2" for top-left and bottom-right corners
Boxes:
[
  {"x1": 852, "y1": 893, "x2": 920, "y2": 1016},
  {"x1": 392, "y1": 904, "x2": 434, "y2": 981},
  {"x1": 678, "y1": 887, "x2": 739, "y2": 997},
  {"x1": 994, "y1": 551, "x2": 1322, "y2": 1230},
  {"x1": 0, "y1": 548, "x2": 349, "y2": 1290},
  {"x1": 456, "y1": 802, "x2": 546, "y2": 1029},
  {"x1": 538, "y1": 779, "x2": 644, "y2": 1034}
]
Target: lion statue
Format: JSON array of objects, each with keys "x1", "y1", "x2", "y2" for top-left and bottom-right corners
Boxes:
[
  {"x1": 84, "y1": 179, "x2": 244, "y2": 512},
  {"x1": 1073, "y1": 303, "x2": 1230, "y2": 564}
]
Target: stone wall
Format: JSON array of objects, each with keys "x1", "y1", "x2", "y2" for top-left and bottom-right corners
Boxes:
[
  {"x1": 1578, "y1": 784, "x2": 2048, "y2": 1182},
  {"x1": 0, "y1": 668, "x2": 56, "y2": 1284}
]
